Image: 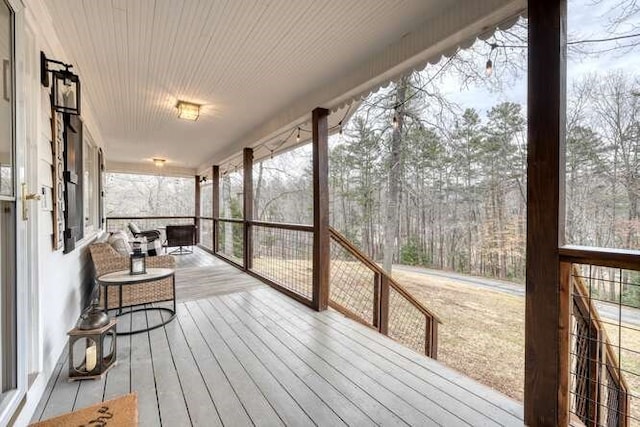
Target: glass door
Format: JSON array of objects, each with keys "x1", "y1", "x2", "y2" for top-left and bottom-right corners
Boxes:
[{"x1": 0, "y1": 0, "x2": 16, "y2": 417}]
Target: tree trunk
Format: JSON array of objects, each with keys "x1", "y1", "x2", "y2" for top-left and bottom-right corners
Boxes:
[
  {"x1": 254, "y1": 162, "x2": 264, "y2": 219},
  {"x1": 383, "y1": 77, "x2": 407, "y2": 272}
]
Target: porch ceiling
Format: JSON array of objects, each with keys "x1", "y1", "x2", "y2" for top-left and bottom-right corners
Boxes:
[{"x1": 42, "y1": 0, "x2": 524, "y2": 173}]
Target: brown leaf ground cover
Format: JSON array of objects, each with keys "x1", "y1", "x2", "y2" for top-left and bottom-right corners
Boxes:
[
  {"x1": 393, "y1": 269, "x2": 640, "y2": 423},
  {"x1": 392, "y1": 270, "x2": 526, "y2": 401}
]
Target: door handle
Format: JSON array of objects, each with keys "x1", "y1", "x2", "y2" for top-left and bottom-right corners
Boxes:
[{"x1": 21, "y1": 183, "x2": 42, "y2": 221}]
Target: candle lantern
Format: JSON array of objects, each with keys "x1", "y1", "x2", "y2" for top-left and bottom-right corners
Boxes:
[
  {"x1": 68, "y1": 305, "x2": 117, "y2": 381},
  {"x1": 129, "y1": 241, "x2": 146, "y2": 275}
]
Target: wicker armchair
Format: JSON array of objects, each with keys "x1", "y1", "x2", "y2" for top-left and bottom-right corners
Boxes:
[{"x1": 89, "y1": 242, "x2": 175, "y2": 310}]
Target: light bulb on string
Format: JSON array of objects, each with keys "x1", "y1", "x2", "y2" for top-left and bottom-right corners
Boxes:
[
  {"x1": 485, "y1": 42, "x2": 497, "y2": 78},
  {"x1": 392, "y1": 111, "x2": 399, "y2": 130},
  {"x1": 485, "y1": 59, "x2": 493, "y2": 77},
  {"x1": 339, "y1": 121, "x2": 343, "y2": 135},
  {"x1": 296, "y1": 127, "x2": 301, "y2": 143}
]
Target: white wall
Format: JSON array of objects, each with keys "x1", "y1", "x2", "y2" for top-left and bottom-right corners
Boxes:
[{"x1": 12, "y1": 2, "x2": 106, "y2": 424}]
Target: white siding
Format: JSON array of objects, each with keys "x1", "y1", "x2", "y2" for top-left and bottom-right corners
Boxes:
[{"x1": 12, "y1": 2, "x2": 106, "y2": 423}]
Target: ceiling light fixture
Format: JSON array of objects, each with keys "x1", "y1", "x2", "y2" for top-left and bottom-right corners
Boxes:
[
  {"x1": 176, "y1": 100, "x2": 200, "y2": 121},
  {"x1": 152, "y1": 158, "x2": 166, "y2": 167}
]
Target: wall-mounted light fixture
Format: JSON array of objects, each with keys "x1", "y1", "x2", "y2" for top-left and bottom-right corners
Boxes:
[
  {"x1": 41, "y1": 52, "x2": 81, "y2": 115},
  {"x1": 176, "y1": 100, "x2": 200, "y2": 121},
  {"x1": 152, "y1": 158, "x2": 166, "y2": 167}
]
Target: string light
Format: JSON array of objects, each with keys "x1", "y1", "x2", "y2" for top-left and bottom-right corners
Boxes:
[
  {"x1": 217, "y1": 103, "x2": 352, "y2": 171},
  {"x1": 485, "y1": 42, "x2": 497, "y2": 77},
  {"x1": 485, "y1": 59, "x2": 493, "y2": 77},
  {"x1": 392, "y1": 108, "x2": 399, "y2": 129}
]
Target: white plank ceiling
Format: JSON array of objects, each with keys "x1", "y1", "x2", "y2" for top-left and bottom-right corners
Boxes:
[{"x1": 43, "y1": 0, "x2": 520, "y2": 172}]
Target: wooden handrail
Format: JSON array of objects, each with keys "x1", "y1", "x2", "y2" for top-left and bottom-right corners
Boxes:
[
  {"x1": 249, "y1": 220, "x2": 314, "y2": 232},
  {"x1": 107, "y1": 215, "x2": 196, "y2": 220},
  {"x1": 329, "y1": 226, "x2": 441, "y2": 324},
  {"x1": 329, "y1": 226, "x2": 386, "y2": 274},
  {"x1": 216, "y1": 217, "x2": 244, "y2": 224},
  {"x1": 560, "y1": 245, "x2": 640, "y2": 271},
  {"x1": 328, "y1": 226, "x2": 440, "y2": 358}
]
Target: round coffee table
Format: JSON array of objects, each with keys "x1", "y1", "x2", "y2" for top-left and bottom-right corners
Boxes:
[{"x1": 97, "y1": 268, "x2": 176, "y2": 335}]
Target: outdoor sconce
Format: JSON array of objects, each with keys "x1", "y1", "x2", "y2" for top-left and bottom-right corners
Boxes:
[
  {"x1": 41, "y1": 51, "x2": 81, "y2": 115},
  {"x1": 130, "y1": 241, "x2": 147, "y2": 275},
  {"x1": 68, "y1": 304, "x2": 116, "y2": 380}
]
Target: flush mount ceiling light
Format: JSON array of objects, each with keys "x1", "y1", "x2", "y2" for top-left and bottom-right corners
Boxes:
[
  {"x1": 176, "y1": 100, "x2": 200, "y2": 121},
  {"x1": 152, "y1": 158, "x2": 166, "y2": 167}
]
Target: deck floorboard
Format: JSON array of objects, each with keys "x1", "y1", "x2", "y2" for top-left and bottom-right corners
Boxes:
[{"x1": 34, "y1": 247, "x2": 524, "y2": 426}]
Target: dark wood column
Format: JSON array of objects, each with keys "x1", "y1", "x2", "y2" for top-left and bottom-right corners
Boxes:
[
  {"x1": 243, "y1": 148, "x2": 253, "y2": 270},
  {"x1": 312, "y1": 107, "x2": 330, "y2": 311},
  {"x1": 212, "y1": 165, "x2": 220, "y2": 252},
  {"x1": 525, "y1": 0, "x2": 568, "y2": 425},
  {"x1": 195, "y1": 175, "x2": 201, "y2": 244}
]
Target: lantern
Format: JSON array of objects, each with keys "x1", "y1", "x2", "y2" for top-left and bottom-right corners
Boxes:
[
  {"x1": 40, "y1": 52, "x2": 81, "y2": 115},
  {"x1": 68, "y1": 306, "x2": 116, "y2": 380},
  {"x1": 130, "y1": 241, "x2": 146, "y2": 275}
]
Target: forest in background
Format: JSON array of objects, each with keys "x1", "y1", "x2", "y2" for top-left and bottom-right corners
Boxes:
[
  {"x1": 108, "y1": 5, "x2": 640, "y2": 291},
  {"x1": 211, "y1": 36, "x2": 638, "y2": 287}
]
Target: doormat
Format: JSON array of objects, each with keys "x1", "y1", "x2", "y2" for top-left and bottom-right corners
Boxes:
[{"x1": 31, "y1": 393, "x2": 138, "y2": 427}]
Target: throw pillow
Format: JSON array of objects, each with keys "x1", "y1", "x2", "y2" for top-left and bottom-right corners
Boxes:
[
  {"x1": 147, "y1": 239, "x2": 163, "y2": 256},
  {"x1": 108, "y1": 231, "x2": 132, "y2": 257},
  {"x1": 95, "y1": 231, "x2": 110, "y2": 244}
]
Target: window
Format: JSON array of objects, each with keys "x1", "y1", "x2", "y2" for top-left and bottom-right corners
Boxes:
[{"x1": 83, "y1": 131, "x2": 98, "y2": 235}]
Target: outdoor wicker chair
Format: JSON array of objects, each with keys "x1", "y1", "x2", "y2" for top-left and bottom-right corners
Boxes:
[{"x1": 89, "y1": 242, "x2": 175, "y2": 310}]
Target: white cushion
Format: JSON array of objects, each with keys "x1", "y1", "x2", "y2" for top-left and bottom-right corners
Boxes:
[
  {"x1": 95, "y1": 231, "x2": 110, "y2": 244},
  {"x1": 108, "y1": 231, "x2": 132, "y2": 257}
]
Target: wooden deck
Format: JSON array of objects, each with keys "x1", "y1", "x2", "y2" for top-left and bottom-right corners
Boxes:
[{"x1": 33, "y1": 248, "x2": 524, "y2": 426}]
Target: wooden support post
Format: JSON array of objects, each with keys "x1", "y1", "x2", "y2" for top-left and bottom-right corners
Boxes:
[
  {"x1": 373, "y1": 273, "x2": 381, "y2": 328},
  {"x1": 312, "y1": 107, "x2": 330, "y2": 311},
  {"x1": 378, "y1": 275, "x2": 389, "y2": 335},
  {"x1": 212, "y1": 165, "x2": 220, "y2": 253},
  {"x1": 195, "y1": 175, "x2": 201, "y2": 244},
  {"x1": 430, "y1": 320, "x2": 438, "y2": 359},
  {"x1": 243, "y1": 148, "x2": 253, "y2": 271},
  {"x1": 525, "y1": 1, "x2": 569, "y2": 425}
]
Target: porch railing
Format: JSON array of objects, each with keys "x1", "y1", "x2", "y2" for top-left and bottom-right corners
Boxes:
[
  {"x1": 560, "y1": 246, "x2": 638, "y2": 426},
  {"x1": 250, "y1": 221, "x2": 314, "y2": 300},
  {"x1": 329, "y1": 226, "x2": 440, "y2": 358},
  {"x1": 105, "y1": 216, "x2": 196, "y2": 235},
  {"x1": 215, "y1": 218, "x2": 244, "y2": 267},
  {"x1": 203, "y1": 216, "x2": 440, "y2": 358}
]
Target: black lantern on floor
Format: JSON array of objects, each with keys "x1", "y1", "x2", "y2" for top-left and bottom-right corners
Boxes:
[
  {"x1": 41, "y1": 51, "x2": 81, "y2": 115},
  {"x1": 68, "y1": 307, "x2": 117, "y2": 380},
  {"x1": 130, "y1": 241, "x2": 146, "y2": 275}
]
